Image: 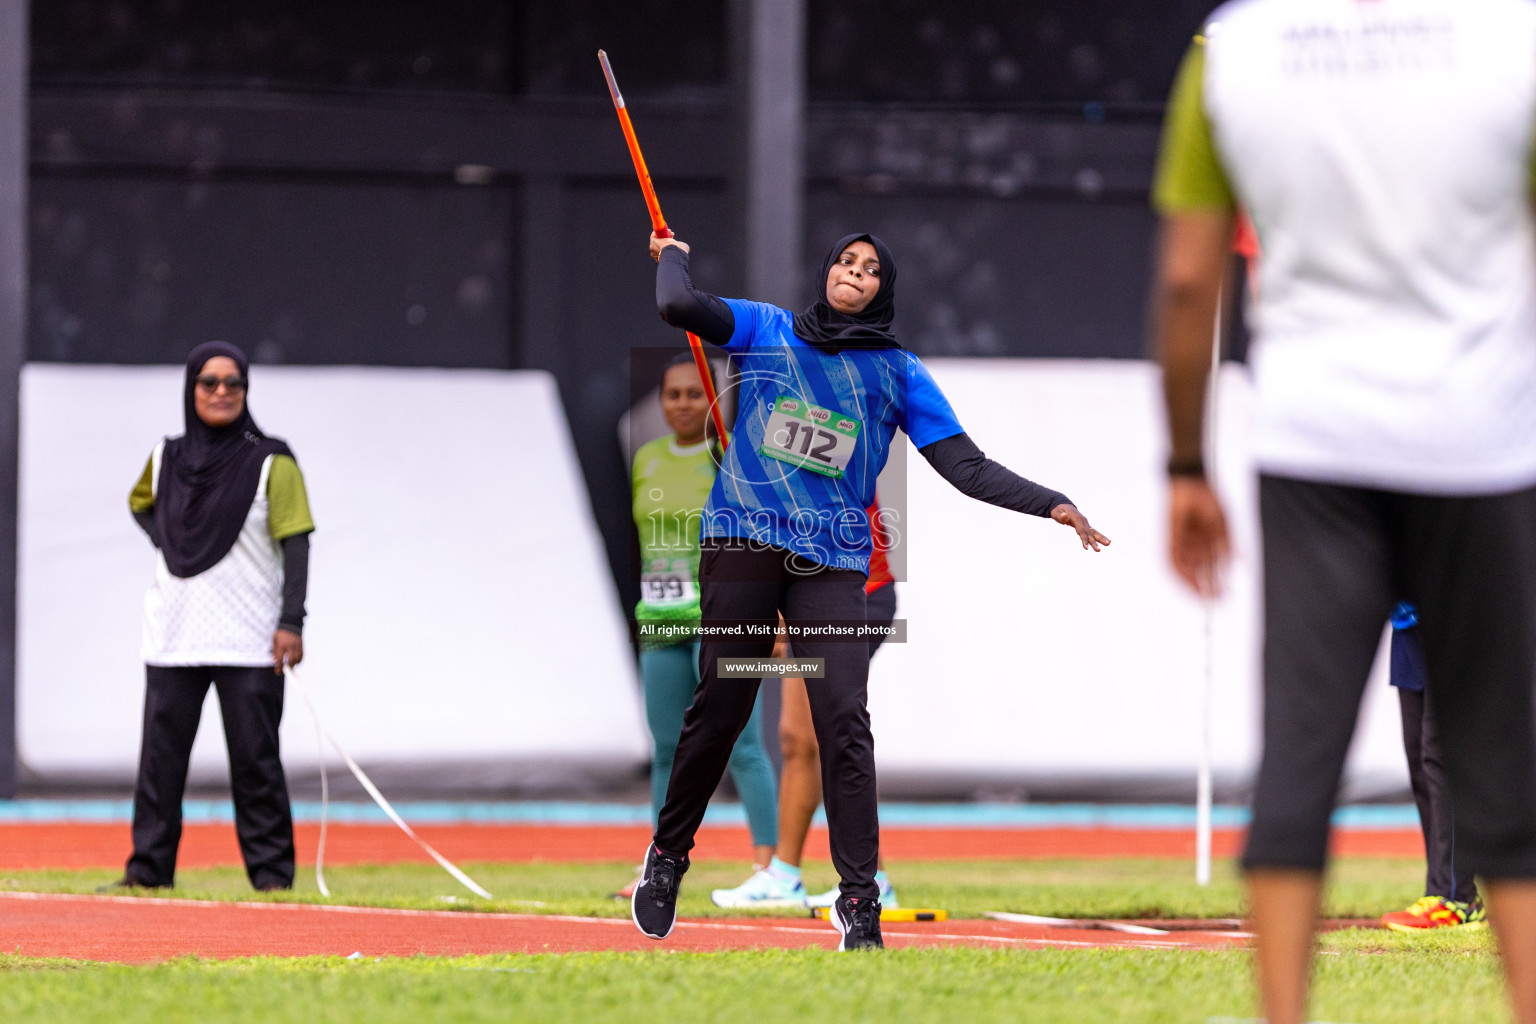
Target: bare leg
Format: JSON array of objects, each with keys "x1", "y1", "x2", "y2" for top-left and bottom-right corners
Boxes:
[
  {"x1": 1487, "y1": 880, "x2": 1536, "y2": 1024},
  {"x1": 775, "y1": 674, "x2": 821, "y2": 868},
  {"x1": 1247, "y1": 868, "x2": 1322, "y2": 1024}
]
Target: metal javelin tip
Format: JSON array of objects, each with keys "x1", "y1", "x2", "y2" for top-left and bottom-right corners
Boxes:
[{"x1": 597, "y1": 49, "x2": 624, "y2": 108}]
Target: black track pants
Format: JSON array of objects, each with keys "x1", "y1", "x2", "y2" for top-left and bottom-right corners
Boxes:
[
  {"x1": 1396, "y1": 684, "x2": 1477, "y2": 902},
  {"x1": 654, "y1": 539, "x2": 879, "y2": 900},
  {"x1": 1244, "y1": 476, "x2": 1536, "y2": 879},
  {"x1": 127, "y1": 664, "x2": 295, "y2": 889}
]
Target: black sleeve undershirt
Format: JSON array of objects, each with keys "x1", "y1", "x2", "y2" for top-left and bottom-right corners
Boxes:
[
  {"x1": 656, "y1": 246, "x2": 736, "y2": 346},
  {"x1": 279, "y1": 533, "x2": 310, "y2": 635},
  {"x1": 918, "y1": 433, "x2": 1071, "y2": 518},
  {"x1": 132, "y1": 508, "x2": 155, "y2": 542}
]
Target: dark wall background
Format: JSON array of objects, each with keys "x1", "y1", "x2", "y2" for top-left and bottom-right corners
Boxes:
[
  {"x1": 31, "y1": 177, "x2": 513, "y2": 365},
  {"x1": 24, "y1": 0, "x2": 1220, "y2": 614}
]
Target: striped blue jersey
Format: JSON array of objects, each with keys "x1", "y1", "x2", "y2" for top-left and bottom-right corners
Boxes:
[{"x1": 704, "y1": 298, "x2": 965, "y2": 572}]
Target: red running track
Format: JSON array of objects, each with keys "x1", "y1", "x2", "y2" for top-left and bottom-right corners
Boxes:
[
  {"x1": 0, "y1": 823, "x2": 1413, "y2": 963},
  {"x1": 0, "y1": 891, "x2": 1253, "y2": 963},
  {"x1": 0, "y1": 823, "x2": 1424, "y2": 871}
]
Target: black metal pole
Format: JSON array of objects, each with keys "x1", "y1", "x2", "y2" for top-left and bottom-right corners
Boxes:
[
  {"x1": 736, "y1": 0, "x2": 805, "y2": 308},
  {"x1": 732, "y1": 0, "x2": 805, "y2": 768},
  {"x1": 0, "y1": 0, "x2": 27, "y2": 798}
]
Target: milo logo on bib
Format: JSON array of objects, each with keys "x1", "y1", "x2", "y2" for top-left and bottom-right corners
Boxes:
[{"x1": 760, "y1": 395, "x2": 862, "y2": 479}]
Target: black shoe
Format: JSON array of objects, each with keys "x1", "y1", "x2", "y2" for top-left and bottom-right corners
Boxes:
[
  {"x1": 831, "y1": 895, "x2": 883, "y2": 951},
  {"x1": 631, "y1": 843, "x2": 689, "y2": 940}
]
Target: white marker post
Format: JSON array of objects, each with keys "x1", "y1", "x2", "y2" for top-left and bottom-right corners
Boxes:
[{"x1": 1196, "y1": 284, "x2": 1223, "y2": 888}]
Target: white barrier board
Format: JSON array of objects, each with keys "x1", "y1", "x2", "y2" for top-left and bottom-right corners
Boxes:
[{"x1": 18, "y1": 365, "x2": 648, "y2": 780}]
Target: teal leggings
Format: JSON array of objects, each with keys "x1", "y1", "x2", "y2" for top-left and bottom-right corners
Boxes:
[{"x1": 640, "y1": 641, "x2": 778, "y2": 848}]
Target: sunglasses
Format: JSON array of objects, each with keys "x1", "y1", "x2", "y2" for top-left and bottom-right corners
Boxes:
[{"x1": 194, "y1": 374, "x2": 247, "y2": 393}]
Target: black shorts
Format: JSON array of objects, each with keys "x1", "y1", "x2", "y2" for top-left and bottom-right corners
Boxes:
[{"x1": 1244, "y1": 475, "x2": 1536, "y2": 879}]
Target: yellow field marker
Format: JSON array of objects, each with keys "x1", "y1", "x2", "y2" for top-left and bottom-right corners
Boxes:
[{"x1": 811, "y1": 907, "x2": 947, "y2": 923}]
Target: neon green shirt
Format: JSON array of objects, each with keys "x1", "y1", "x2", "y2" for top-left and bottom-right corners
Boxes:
[
  {"x1": 1152, "y1": 39, "x2": 1237, "y2": 214},
  {"x1": 631, "y1": 434, "x2": 717, "y2": 642}
]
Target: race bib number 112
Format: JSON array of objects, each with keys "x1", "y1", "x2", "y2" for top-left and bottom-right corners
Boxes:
[{"x1": 759, "y1": 396, "x2": 861, "y2": 478}]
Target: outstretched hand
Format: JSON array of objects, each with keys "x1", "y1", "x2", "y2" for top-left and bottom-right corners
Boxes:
[
  {"x1": 650, "y1": 232, "x2": 690, "y2": 262},
  {"x1": 1051, "y1": 504, "x2": 1111, "y2": 552}
]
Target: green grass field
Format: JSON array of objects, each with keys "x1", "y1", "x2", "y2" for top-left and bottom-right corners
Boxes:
[
  {"x1": 1, "y1": 859, "x2": 1507, "y2": 1023},
  {"x1": 0, "y1": 946, "x2": 1507, "y2": 1024}
]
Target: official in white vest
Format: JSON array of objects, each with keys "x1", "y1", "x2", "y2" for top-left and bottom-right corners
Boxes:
[
  {"x1": 112, "y1": 341, "x2": 315, "y2": 891},
  {"x1": 1154, "y1": 2, "x2": 1536, "y2": 1022}
]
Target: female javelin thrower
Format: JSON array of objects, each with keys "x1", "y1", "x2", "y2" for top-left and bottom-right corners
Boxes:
[{"x1": 632, "y1": 231, "x2": 1109, "y2": 949}]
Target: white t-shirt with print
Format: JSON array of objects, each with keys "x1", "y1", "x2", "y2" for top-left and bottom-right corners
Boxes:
[{"x1": 1188, "y1": 0, "x2": 1536, "y2": 494}]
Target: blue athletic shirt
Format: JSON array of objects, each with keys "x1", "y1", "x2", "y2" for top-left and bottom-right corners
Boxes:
[{"x1": 704, "y1": 297, "x2": 965, "y2": 572}]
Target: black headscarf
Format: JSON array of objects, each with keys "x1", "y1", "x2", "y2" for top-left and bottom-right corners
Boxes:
[
  {"x1": 152, "y1": 341, "x2": 292, "y2": 578},
  {"x1": 791, "y1": 233, "x2": 901, "y2": 354}
]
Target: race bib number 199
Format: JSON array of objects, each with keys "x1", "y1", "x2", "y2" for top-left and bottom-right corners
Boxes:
[
  {"x1": 641, "y1": 558, "x2": 698, "y2": 609},
  {"x1": 759, "y1": 396, "x2": 861, "y2": 478}
]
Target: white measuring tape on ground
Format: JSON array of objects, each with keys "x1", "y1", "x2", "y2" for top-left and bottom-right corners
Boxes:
[
  {"x1": 983, "y1": 911, "x2": 1170, "y2": 936},
  {"x1": 284, "y1": 665, "x2": 493, "y2": 901}
]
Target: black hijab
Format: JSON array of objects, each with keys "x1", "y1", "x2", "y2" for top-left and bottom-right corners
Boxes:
[
  {"x1": 791, "y1": 233, "x2": 901, "y2": 354},
  {"x1": 153, "y1": 341, "x2": 292, "y2": 578}
]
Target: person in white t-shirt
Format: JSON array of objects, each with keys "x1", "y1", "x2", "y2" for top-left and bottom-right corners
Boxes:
[
  {"x1": 110, "y1": 342, "x2": 315, "y2": 892},
  {"x1": 1153, "y1": 2, "x2": 1536, "y2": 1022}
]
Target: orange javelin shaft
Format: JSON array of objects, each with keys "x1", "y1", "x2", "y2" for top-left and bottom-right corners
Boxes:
[
  {"x1": 599, "y1": 49, "x2": 669, "y2": 238},
  {"x1": 683, "y1": 332, "x2": 727, "y2": 450},
  {"x1": 599, "y1": 49, "x2": 728, "y2": 448}
]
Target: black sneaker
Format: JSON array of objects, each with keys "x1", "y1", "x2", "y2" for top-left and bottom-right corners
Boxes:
[
  {"x1": 631, "y1": 843, "x2": 689, "y2": 940},
  {"x1": 831, "y1": 894, "x2": 883, "y2": 951}
]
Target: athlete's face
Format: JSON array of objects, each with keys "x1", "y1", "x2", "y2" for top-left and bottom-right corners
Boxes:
[
  {"x1": 193, "y1": 356, "x2": 246, "y2": 428},
  {"x1": 825, "y1": 240, "x2": 881, "y2": 315},
  {"x1": 661, "y1": 362, "x2": 710, "y2": 445}
]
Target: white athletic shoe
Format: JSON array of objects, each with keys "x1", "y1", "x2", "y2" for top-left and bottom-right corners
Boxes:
[
  {"x1": 806, "y1": 874, "x2": 899, "y2": 910},
  {"x1": 709, "y1": 868, "x2": 808, "y2": 908}
]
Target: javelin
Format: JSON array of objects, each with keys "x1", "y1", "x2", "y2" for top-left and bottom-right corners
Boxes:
[{"x1": 599, "y1": 49, "x2": 729, "y2": 449}]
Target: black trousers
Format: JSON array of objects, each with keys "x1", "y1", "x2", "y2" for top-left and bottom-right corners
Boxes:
[
  {"x1": 1244, "y1": 476, "x2": 1536, "y2": 879},
  {"x1": 1396, "y1": 683, "x2": 1477, "y2": 902},
  {"x1": 865, "y1": 583, "x2": 898, "y2": 658},
  {"x1": 655, "y1": 539, "x2": 879, "y2": 899},
  {"x1": 127, "y1": 664, "x2": 295, "y2": 889}
]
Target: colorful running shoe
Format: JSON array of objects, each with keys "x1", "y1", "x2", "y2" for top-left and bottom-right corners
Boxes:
[
  {"x1": 610, "y1": 865, "x2": 643, "y2": 900},
  {"x1": 806, "y1": 872, "x2": 899, "y2": 910},
  {"x1": 1381, "y1": 895, "x2": 1488, "y2": 932},
  {"x1": 710, "y1": 868, "x2": 808, "y2": 908}
]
